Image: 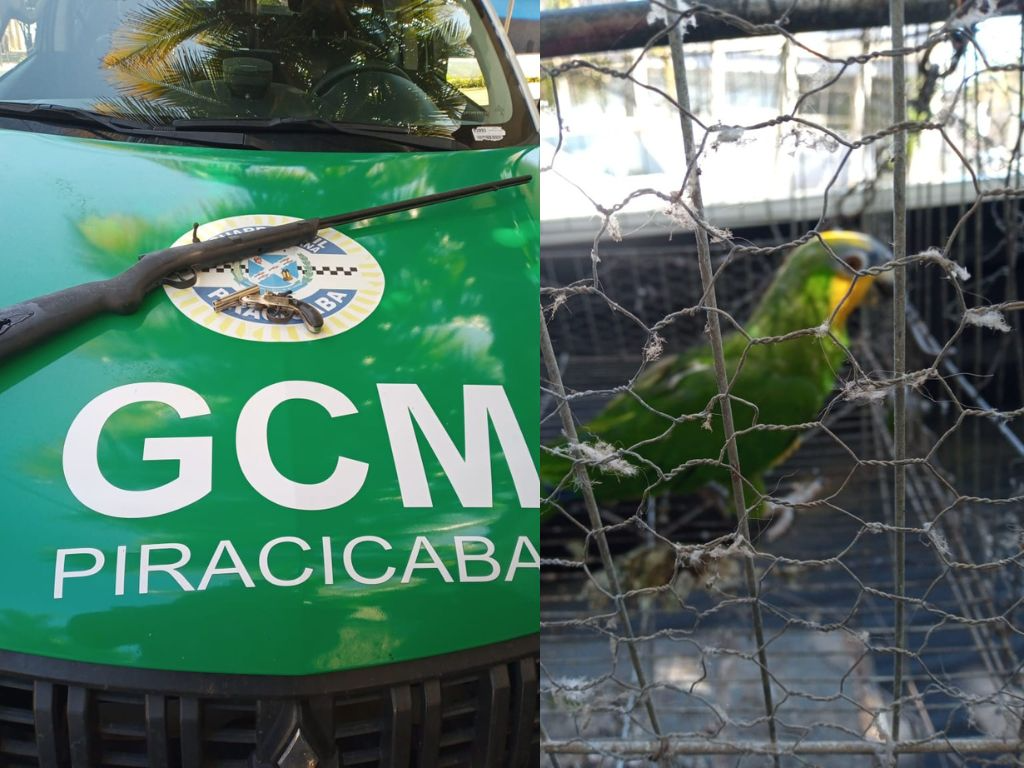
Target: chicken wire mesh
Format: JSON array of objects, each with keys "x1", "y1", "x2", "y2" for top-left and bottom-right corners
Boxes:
[{"x1": 539, "y1": 0, "x2": 1024, "y2": 765}]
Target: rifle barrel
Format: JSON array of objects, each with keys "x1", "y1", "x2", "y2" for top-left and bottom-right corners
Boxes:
[
  {"x1": 0, "y1": 174, "x2": 534, "y2": 365},
  {"x1": 319, "y1": 175, "x2": 532, "y2": 228}
]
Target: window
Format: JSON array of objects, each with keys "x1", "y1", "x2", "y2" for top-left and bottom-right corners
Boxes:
[
  {"x1": 726, "y1": 71, "x2": 778, "y2": 109},
  {"x1": 0, "y1": 0, "x2": 524, "y2": 137}
]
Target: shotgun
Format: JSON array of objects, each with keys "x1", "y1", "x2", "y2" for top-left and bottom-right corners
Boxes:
[{"x1": 0, "y1": 175, "x2": 531, "y2": 364}]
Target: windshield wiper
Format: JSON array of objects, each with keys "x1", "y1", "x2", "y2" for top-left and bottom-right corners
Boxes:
[
  {"x1": 0, "y1": 104, "x2": 465, "y2": 151},
  {"x1": 171, "y1": 117, "x2": 466, "y2": 151},
  {"x1": 0, "y1": 174, "x2": 533, "y2": 364},
  {"x1": 0, "y1": 102, "x2": 254, "y2": 148}
]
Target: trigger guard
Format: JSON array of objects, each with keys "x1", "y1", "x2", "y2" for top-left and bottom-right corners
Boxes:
[
  {"x1": 162, "y1": 268, "x2": 198, "y2": 290},
  {"x1": 266, "y1": 306, "x2": 292, "y2": 324}
]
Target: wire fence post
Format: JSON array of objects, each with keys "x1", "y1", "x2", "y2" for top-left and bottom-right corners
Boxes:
[
  {"x1": 665, "y1": 2, "x2": 780, "y2": 760},
  {"x1": 539, "y1": 307, "x2": 666, "y2": 744},
  {"x1": 889, "y1": 0, "x2": 909, "y2": 747}
]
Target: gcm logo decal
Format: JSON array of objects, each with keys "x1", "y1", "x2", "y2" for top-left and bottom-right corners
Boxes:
[{"x1": 163, "y1": 214, "x2": 385, "y2": 342}]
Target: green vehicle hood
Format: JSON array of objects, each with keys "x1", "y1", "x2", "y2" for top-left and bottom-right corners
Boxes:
[{"x1": 0, "y1": 129, "x2": 539, "y2": 676}]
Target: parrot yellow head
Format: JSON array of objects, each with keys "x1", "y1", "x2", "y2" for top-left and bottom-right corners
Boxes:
[
  {"x1": 820, "y1": 230, "x2": 893, "y2": 327},
  {"x1": 760, "y1": 230, "x2": 894, "y2": 336}
]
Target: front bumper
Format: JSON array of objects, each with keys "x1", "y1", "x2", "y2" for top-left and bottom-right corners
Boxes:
[{"x1": 0, "y1": 634, "x2": 538, "y2": 768}]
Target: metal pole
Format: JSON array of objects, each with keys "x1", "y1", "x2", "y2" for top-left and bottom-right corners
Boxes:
[
  {"x1": 539, "y1": 0, "x2": 1019, "y2": 57},
  {"x1": 889, "y1": 0, "x2": 909, "y2": 746},
  {"x1": 665, "y1": 2, "x2": 779, "y2": 761},
  {"x1": 539, "y1": 308, "x2": 665, "y2": 740},
  {"x1": 544, "y1": 738, "x2": 1024, "y2": 756},
  {"x1": 504, "y1": 0, "x2": 514, "y2": 34}
]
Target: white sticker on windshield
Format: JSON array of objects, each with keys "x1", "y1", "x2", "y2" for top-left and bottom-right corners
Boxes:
[{"x1": 472, "y1": 126, "x2": 506, "y2": 142}]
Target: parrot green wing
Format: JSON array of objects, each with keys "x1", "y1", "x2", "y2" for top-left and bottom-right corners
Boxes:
[
  {"x1": 539, "y1": 346, "x2": 714, "y2": 496},
  {"x1": 542, "y1": 329, "x2": 845, "y2": 506}
]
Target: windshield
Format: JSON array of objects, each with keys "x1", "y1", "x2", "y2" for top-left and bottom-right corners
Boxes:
[{"x1": 0, "y1": 0, "x2": 534, "y2": 148}]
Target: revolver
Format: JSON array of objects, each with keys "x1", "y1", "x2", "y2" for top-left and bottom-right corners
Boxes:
[{"x1": 214, "y1": 285, "x2": 324, "y2": 334}]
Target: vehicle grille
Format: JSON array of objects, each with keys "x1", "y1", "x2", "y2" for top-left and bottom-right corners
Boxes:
[{"x1": 0, "y1": 637, "x2": 538, "y2": 768}]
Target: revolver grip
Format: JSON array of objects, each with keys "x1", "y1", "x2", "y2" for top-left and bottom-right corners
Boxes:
[{"x1": 294, "y1": 299, "x2": 324, "y2": 335}]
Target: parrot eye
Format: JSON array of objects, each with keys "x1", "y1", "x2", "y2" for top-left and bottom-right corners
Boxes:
[{"x1": 842, "y1": 252, "x2": 866, "y2": 272}]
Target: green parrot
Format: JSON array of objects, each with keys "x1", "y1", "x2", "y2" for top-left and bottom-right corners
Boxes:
[{"x1": 542, "y1": 230, "x2": 893, "y2": 517}]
